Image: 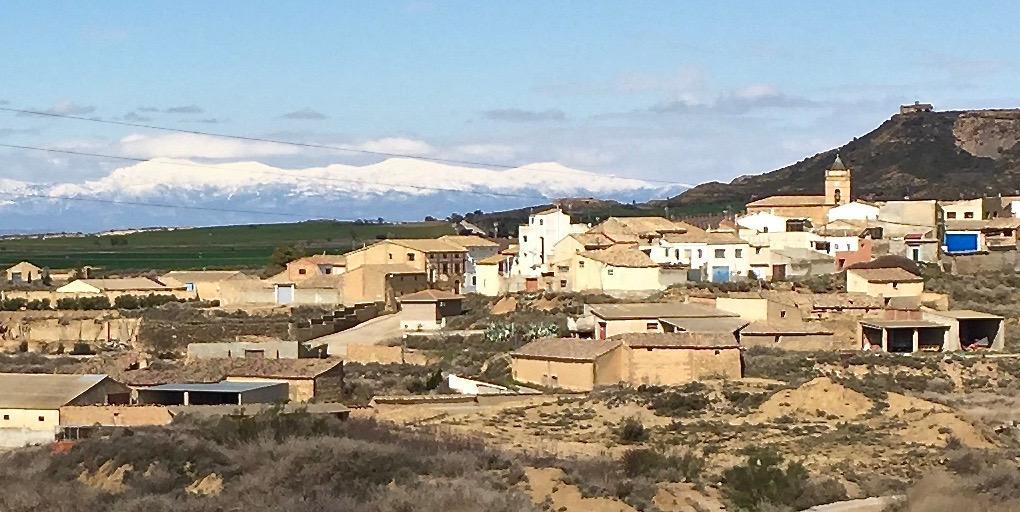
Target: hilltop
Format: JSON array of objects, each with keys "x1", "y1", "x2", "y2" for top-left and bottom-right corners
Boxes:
[{"x1": 672, "y1": 109, "x2": 1020, "y2": 206}]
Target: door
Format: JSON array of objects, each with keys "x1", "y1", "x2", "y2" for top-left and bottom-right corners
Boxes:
[
  {"x1": 944, "y1": 233, "x2": 978, "y2": 253},
  {"x1": 598, "y1": 322, "x2": 607, "y2": 340},
  {"x1": 525, "y1": 277, "x2": 538, "y2": 292},
  {"x1": 275, "y1": 284, "x2": 295, "y2": 304},
  {"x1": 772, "y1": 264, "x2": 786, "y2": 281},
  {"x1": 711, "y1": 266, "x2": 730, "y2": 283},
  {"x1": 911, "y1": 248, "x2": 921, "y2": 261}
]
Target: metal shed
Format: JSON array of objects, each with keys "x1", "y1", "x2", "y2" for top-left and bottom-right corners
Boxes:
[{"x1": 136, "y1": 381, "x2": 289, "y2": 406}]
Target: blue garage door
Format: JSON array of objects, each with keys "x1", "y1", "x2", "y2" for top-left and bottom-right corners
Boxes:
[
  {"x1": 944, "y1": 233, "x2": 978, "y2": 253},
  {"x1": 711, "y1": 266, "x2": 731, "y2": 283}
]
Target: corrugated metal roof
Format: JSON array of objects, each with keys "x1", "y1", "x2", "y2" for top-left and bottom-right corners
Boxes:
[
  {"x1": 0, "y1": 373, "x2": 109, "y2": 409},
  {"x1": 139, "y1": 381, "x2": 285, "y2": 393}
]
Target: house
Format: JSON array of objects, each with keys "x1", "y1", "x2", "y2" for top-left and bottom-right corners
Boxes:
[
  {"x1": 939, "y1": 198, "x2": 1001, "y2": 221},
  {"x1": 397, "y1": 289, "x2": 464, "y2": 331},
  {"x1": 122, "y1": 358, "x2": 344, "y2": 403},
  {"x1": 56, "y1": 278, "x2": 188, "y2": 301},
  {"x1": 285, "y1": 254, "x2": 347, "y2": 282},
  {"x1": 745, "y1": 155, "x2": 851, "y2": 224},
  {"x1": 159, "y1": 270, "x2": 256, "y2": 300},
  {"x1": 715, "y1": 295, "x2": 802, "y2": 323},
  {"x1": 339, "y1": 264, "x2": 428, "y2": 306},
  {"x1": 551, "y1": 232, "x2": 621, "y2": 264},
  {"x1": 827, "y1": 201, "x2": 879, "y2": 222},
  {"x1": 588, "y1": 302, "x2": 739, "y2": 339},
  {"x1": 516, "y1": 207, "x2": 589, "y2": 280},
  {"x1": 136, "y1": 381, "x2": 290, "y2": 405},
  {"x1": 613, "y1": 332, "x2": 742, "y2": 385},
  {"x1": 652, "y1": 228, "x2": 752, "y2": 282},
  {"x1": 4, "y1": 261, "x2": 43, "y2": 285},
  {"x1": 438, "y1": 235, "x2": 500, "y2": 294},
  {"x1": 846, "y1": 267, "x2": 923, "y2": 299},
  {"x1": 899, "y1": 101, "x2": 933, "y2": 115},
  {"x1": 567, "y1": 246, "x2": 662, "y2": 294},
  {"x1": 738, "y1": 322, "x2": 836, "y2": 350},
  {"x1": 770, "y1": 248, "x2": 835, "y2": 279},
  {"x1": 474, "y1": 252, "x2": 514, "y2": 296},
  {"x1": 943, "y1": 219, "x2": 1020, "y2": 254},
  {"x1": 344, "y1": 239, "x2": 468, "y2": 292},
  {"x1": 0, "y1": 373, "x2": 130, "y2": 447},
  {"x1": 510, "y1": 338, "x2": 623, "y2": 391}
]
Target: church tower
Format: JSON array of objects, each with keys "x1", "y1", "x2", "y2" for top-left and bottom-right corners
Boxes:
[{"x1": 825, "y1": 154, "x2": 851, "y2": 206}]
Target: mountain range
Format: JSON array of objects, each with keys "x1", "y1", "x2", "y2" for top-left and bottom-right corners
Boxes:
[
  {"x1": 671, "y1": 109, "x2": 1020, "y2": 207},
  {"x1": 0, "y1": 158, "x2": 685, "y2": 233}
]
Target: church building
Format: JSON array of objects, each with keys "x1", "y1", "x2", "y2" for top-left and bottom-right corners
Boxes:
[{"x1": 744, "y1": 155, "x2": 852, "y2": 224}]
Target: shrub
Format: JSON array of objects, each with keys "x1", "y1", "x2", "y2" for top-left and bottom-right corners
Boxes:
[
  {"x1": 722, "y1": 447, "x2": 810, "y2": 510},
  {"x1": 55, "y1": 296, "x2": 112, "y2": 310},
  {"x1": 615, "y1": 417, "x2": 649, "y2": 444},
  {"x1": 649, "y1": 384, "x2": 711, "y2": 417}
]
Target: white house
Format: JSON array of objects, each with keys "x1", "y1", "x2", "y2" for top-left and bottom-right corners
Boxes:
[
  {"x1": 827, "y1": 201, "x2": 880, "y2": 222},
  {"x1": 516, "y1": 207, "x2": 588, "y2": 278},
  {"x1": 438, "y1": 235, "x2": 500, "y2": 294}
]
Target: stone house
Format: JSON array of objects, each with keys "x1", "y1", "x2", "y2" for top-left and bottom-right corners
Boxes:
[
  {"x1": 438, "y1": 235, "x2": 500, "y2": 294},
  {"x1": 510, "y1": 338, "x2": 624, "y2": 391},
  {"x1": 344, "y1": 239, "x2": 468, "y2": 292},
  {"x1": 565, "y1": 246, "x2": 662, "y2": 295},
  {"x1": 284, "y1": 254, "x2": 347, "y2": 282},
  {"x1": 4, "y1": 261, "x2": 43, "y2": 285},
  {"x1": 846, "y1": 267, "x2": 924, "y2": 299},
  {"x1": 0, "y1": 373, "x2": 130, "y2": 447},
  {"x1": 159, "y1": 270, "x2": 256, "y2": 301},
  {"x1": 397, "y1": 289, "x2": 464, "y2": 331},
  {"x1": 588, "y1": 302, "x2": 739, "y2": 340}
]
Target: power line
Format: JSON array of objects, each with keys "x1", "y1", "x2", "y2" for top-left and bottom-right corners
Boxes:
[
  {"x1": 15, "y1": 192, "x2": 311, "y2": 218},
  {"x1": 0, "y1": 142, "x2": 549, "y2": 200},
  {"x1": 0, "y1": 105, "x2": 695, "y2": 188}
]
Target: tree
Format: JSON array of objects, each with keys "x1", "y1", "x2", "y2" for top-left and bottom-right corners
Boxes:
[
  {"x1": 723, "y1": 447, "x2": 809, "y2": 510},
  {"x1": 40, "y1": 269, "x2": 52, "y2": 287},
  {"x1": 270, "y1": 245, "x2": 303, "y2": 267}
]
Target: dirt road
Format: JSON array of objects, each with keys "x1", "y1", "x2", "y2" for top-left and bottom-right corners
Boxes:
[{"x1": 311, "y1": 314, "x2": 402, "y2": 356}]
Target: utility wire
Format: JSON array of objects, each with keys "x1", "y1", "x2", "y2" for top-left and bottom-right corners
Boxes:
[{"x1": 0, "y1": 105, "x2": 695, "y2": 188}]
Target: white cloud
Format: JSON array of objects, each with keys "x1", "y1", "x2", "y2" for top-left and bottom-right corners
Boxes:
[
  {"x1": 447, "y1": 144, "x2": 519, "y2": 160},
  {"x1": 352, "y1": 137, "x2": 434, "y2": 156},
  {"x1": 118, "y1": 133, "x2": 301, "y2": 159}
]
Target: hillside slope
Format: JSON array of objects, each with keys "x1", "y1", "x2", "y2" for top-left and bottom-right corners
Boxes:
[{"x1": 672, "y1": 109, "x2": 1020, "y2": 206}]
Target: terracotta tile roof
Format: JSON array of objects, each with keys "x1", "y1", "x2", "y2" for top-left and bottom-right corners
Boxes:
[
  {"x1": 579, "y1": 246, "x2": 657, "y2": 268},
  {"x1": 477, "y1": 253, "x2": 508, "y2": 265},
  {"x1": 398, "y1": 289, "x2": 464, "y2": 302},
  {"x1": 747, "y1": 195, "x2": 828, "y2": 207},
  {"x1": 847, "y1": 267, "x2": 921, "y2": 282},
  {"x1": 385, "y1": 238, "x2": 468, "y2": 253},
  {"x1": 512, "y1": 338, "x2": 621, "y2": 361},
  {"x1": 438, "y1": 235, "x2": 500, "y2": 248},
  {"x1": 615, "y1": 332, "x2": 739, "y2": 348},
  {"x1": 589, "y1": 302, "x2": 736, "y2": 320},
  {"x1": 590, "y1": 217, "x2": 695, "y2": 237},
  {"x1": 570, "y1": 233, "x2": 619, "y2": 248}
]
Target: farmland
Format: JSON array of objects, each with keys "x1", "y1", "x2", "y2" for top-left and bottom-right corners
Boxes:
[{"x1": 0, "y1": 220, "x2": 454, "y2": 271}]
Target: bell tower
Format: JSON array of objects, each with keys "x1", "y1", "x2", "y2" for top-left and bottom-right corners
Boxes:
[{"x1": 825, "y1": 154, "x2": 851, "y2": 205}]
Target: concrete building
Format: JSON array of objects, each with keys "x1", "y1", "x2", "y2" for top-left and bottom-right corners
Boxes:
[
  {"x1": 337, "y1": 264, "x2": 427, "y2": 306},
  {"x1": 738, "y1": 322, "x2": 836, "y2": 350},
  {"x1": 516, "y1": 207, "x2": 589, "y2": 280},
  {"x1": 588, "y1": 302, "x2": 739, "y2": 340},
  {"x1": 474, "y1": 252, "x2": 515, "y2": 296},
  {"x1": 438, "y1": 235, "x2": 500, "y2": 294},
  {"x1": 0, "y1": 373, "x2": 130, "y2": 447},
  {"x1": 397, "y1": 289, "x2": 464, "y2": 331},
  {"x1": 510, "y1": 338, "x2": 623, "y2": 391},
  {"x1": 187, "y1": 340, "x2": 305, "y2": 360},
  {"x1": 136, "y1": 381, "x2": 289, "y2": 405},
  {"x1": 4, "y1": 261, "x2": 43, "y2": 285},
  {"x1": 159, "y1": 270, "x2": 256, "y2": 300},
  {"x1": 861, "y1": 309, "x2": 1004, "y2": 353},
  {"x1": 615, "y1": 332, "x2": 742, "y2": 385},
  {"x1": 285, "y1": 254, "x2": 347, "y2": 282},
  {"x1": 344, "y1": 239, "x2": 468, "y2": 292}
]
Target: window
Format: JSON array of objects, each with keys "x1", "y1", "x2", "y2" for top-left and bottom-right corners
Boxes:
[
  {"x1": 324, "y1": 267, "x2": 332, "y2": 275},
  {"x1": 522, "y1": 235, "x2": 528, "y2": 242},
  {"x1": 539, "y1": 219, "x2": 544, "y2": 226},
  {"x1": 472, "y1": 276, "x2": 477, "y2": 285},
  {"x1": 964, "y1": 212, "x2": 975, "y2": 219},
  {"x1": 607, "y1": 268, "x2": 614, "y2": 276},
  {"x1": 2, "y1": 414, "x2": 8, "y2": 420},
  {"x1": 946, "y1": 212, "x2": 957, "y2": 219},
  {"x1": 38, "y1": 416, "x2": 45, "y2": 422},
  {"x1": 755, "y1": 247, "x2": 762, "y2": 254},
  {"x1": 441, "y1": 253, "x2": 448, "y2": 259},
  {"x1": 892, "y1": 282, "x2": 899, "y2": 289},
  {"x1": 388, "y1": 253, "x2": 393, "y2": 260},
  {"x1": 298, "y1": 268, "x2": 306, "y2": 275},
  {"x1": 407, "y1": 253, "x2": 415, "y2": 262},
  {"x1": 735, "y1": 249, "x2": 743, "y2": 258},
  {"x1": 560, "y1": 279, "x2": 567, "y2": 287},
  {"x1": 714, "y1": 249, "x2": 726, "y2": 258},
  {"x1": 578, "y1": 260, "x2": 585, "y2": 268},
  {"x1": 674, "y1": 249, "x2": 680, "y2": 259},
  {"x1": 697, "y1": 249, "x2": 703, "y2": 258},
  {"x1": 780, "y1": 310, "x2": 787, "y2": 318},
  {"x1": 762, "y1": 227, "x2": 769, "y2": 233},
  {"x1": 646, "y1": 322, "x2": 658, "y2": 330}
]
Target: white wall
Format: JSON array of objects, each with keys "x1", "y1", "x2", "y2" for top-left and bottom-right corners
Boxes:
[
  {"x1": 827, "y1": 202, "x2": 879, "y2": 222},
  {"x1": 736, "y1": 212, "x2": 790, "y2": 233},
  {"x1": 517, "y1": 210, "x2": 588, "y2": 277}
]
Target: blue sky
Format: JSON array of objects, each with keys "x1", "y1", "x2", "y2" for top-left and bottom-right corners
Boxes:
[{"x1": 2, "y1": 1, "x2": 1020, "y2": 185}]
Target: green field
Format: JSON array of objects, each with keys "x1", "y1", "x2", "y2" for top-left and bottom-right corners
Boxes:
[{"x1": 0, "y1": 220, "x2": 455, "y2": 271}]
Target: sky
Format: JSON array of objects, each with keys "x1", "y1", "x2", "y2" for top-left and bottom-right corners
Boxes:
[{"x1": 3, "y1": 1, "x2": 1020, "y2": 187}]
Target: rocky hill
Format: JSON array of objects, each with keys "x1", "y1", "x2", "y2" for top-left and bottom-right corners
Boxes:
[{"x1": 671, "y1": 109, "x2": 1020, "y2": 206}]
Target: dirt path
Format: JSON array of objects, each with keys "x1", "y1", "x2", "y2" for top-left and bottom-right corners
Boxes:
[
  {"x1": 802, "y1": 496, "x2": 901, "y2": 512},
  {"x1": 315, "y1": 314, "x2": 402, "y2": 356}
]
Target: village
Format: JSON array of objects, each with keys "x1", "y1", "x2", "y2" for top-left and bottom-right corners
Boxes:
[{"x1": 1, "y1": 143, "x2": 1020, "y2": 510}]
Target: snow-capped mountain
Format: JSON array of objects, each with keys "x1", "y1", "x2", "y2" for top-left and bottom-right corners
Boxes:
[{"x1": 0, "y1": 158, "x2": 686, "y2": 232}]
